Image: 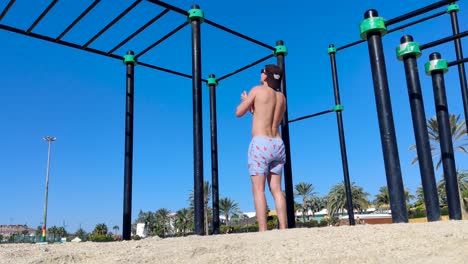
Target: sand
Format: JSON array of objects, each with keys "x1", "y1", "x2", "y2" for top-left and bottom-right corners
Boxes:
[{"x1": 1, "y1": 220, "x2": 467, "y2": 264}]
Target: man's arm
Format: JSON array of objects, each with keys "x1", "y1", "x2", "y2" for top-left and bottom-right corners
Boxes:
[{"x1": 236, "y1": 87, "x2": 257, "y2": 117}]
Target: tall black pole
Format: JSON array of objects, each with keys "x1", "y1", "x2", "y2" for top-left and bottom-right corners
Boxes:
[
  {"x1": 426, "y1": 52, "x2": 462, "y2": 220},
  {"x1": 275, "y1": 40, "x2": 295, "y2": 228},
  {"x1": 448, "y1": 3, "x2": 468, "y2": 132},
  {"x1": 397, "y1": 36, "x2": 440, "y2": 221},
  {"x1": 123, "y1": 50, "x2": 136, "y2": 240},
  {"x1": 328, "y1": 45, "x2": 355, "y2": 225},
  {"x1": 208, "y1": 74, "x2": 220, "y2": 235},
  {"x1": 360, "y1": 10, "x2": 408, "y2": 223},
  {"x1": 189, "y1": 5, "x2": 204, "y2": 235}
]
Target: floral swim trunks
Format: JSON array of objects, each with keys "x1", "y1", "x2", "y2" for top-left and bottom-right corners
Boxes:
[{"x1": 248, "y1": 136, "x2": 286, "y2": 176}]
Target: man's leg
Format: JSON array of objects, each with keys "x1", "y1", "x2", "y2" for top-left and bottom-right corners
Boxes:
[
  {"x1": 267, "y1": 173, "x2": 287, "y2": 229},
  {"x1": 251, "y1": 175, "x2": 268, "y2": 232}
]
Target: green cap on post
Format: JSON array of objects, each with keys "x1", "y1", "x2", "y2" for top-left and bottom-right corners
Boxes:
[
  {"x1": 359, "y1": 17, "x2": 387, "y2": 40},
  {"x1": 123, "y1": 54, "x2": 137, "y2": 65},
  {"x1": 396, "y1": 42, "x2": 421, "y2": 61},
  {"x1": 333, "y1": 104, "x2": 343, "y2": 112},
  {"x1": 425, "y1": 59, "x2": 448, "y2": 76},
  {"x1": 447, "y1": 3, "x2": 459, "y2": 13},
  {"x1": 274, "y1": 45, "x2": 288, "y2": 56},
  {"x1": 327, "y1": 46, "x2": 337, "y2": 54},
  {"x1": 207, "y1": 77, "x2": 217, "y2": 86},
  {"x1": 188, "y1": 8, "x2": 204, "y2": 23}
]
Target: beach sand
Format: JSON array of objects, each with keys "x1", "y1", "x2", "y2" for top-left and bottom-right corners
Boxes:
[{"x1": 1, "y1": 220, "x2": 467, "y2": 264}]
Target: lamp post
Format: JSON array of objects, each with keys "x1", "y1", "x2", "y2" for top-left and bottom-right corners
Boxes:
[{"x1": 41, "y1": 136, "x2": 56, "y2": 243}]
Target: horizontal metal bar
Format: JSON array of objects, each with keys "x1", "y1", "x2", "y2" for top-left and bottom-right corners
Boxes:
[
  {"x1": 385, "y1": 0, "x2": 455, "y2": 26},
  {"x1": 0, "y1": 0, "x2": 15, "y2": 22},
  {"x1": 420, "y1": 31, "x2": 468, "y2": 50},
  {"x1": 27, "y1": 0, "x2": 58, "y2": 33},
  {"x1": 56, "y1": 0, "x2": 101, "y2": 41},
  {"x1": 0, "y1": 23, "x2": 203, "y2": 80},
  {"x1": 0, "y1": 23, "x2": 121, "y2": 60},
  {"x1": 387, "y1": 10, "x2": 446, "y2": 34},
  {"x1": 217, "y1": 54, "x2": 274, "y2": 82},
  {"x1": 83, "y1": 0, "x2": 142, "y2": 48},
  {"x1": 108, "y1": 8, "x2": 170, "y2": 54},
  {"x1": 144, "y1": 0, "x2": 187, "y2": 16},
  {"x1": 135, "y1": 21, "x2": 188, "y2": 59},
  {"x1": 336, "y1": 40, "x2": 365, "y2": 52},
  {"x1": 204, "y1": 19, "x2": 275, "y2": 51},
  {"x1": 448, "y1": 57, "x2": 468, "y2": 67},
  {"x1": 289, "y1": 109, "x2": 334, "y2": 123},
  {"x1": 137, "y1": 61, "x2": 197, "y2": 80}
]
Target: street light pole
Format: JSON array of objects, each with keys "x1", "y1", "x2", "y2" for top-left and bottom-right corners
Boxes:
[{"x1": 41, "y1": 136, "x2": 56, "y2": 243}]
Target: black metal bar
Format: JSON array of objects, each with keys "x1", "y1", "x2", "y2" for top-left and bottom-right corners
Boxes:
[
  {"x1": 26, "y1": 0, "x2": 58, "y2": 33},
  {"x1": 217, "y1": 54, "x2": 274, "y2": 82},
  {"x1": 204, "y1": 20, "x2": 275, "y2": 51},
  {"x1": 276, "y1": 40, "x2": 295, "y2": 229},
  {"x1": 328, "y1": 44, "x2": 355, "y2": 226},
  {"x1": 363, "y1": 10, "x2": 407, "y2": 223},
  {"x1": 420, "y1": 31, "x2": 468, "y2": 50},
  {"x1": 399, "y1": 36, "x2": 440, "y2": 222},
  {"x1": 56, "y1": 0, "x2": 101, "y2": 41},
  {"x1": 385, "y1": 0, "x2": 455, "y2": 26},
  {"x1": 0, "y1": 24, "x2": 206, "y2": 83},
  {"x1": 123, "y1": 50, "x2": 135, "y2": 240},
  {"x1": 428, "y1": 52, "x2": 462, "y2": 220},
  {"x1": 448, "y1": 57, "x2": 468, "y2": 67},
  {"x1": 387, "y1": 10, "x2": 446, "y2": 34},
  {"x1": 0, "y1": 0, "x2": 15, "y2": 22},
  {"x1": 135, "y1": 22, "x2": 188, "y2": 59},
  {"x1": 288, "y1": 109, "x2": 333, "y2": 123},
  {"x1": 336, "y1": 40, "x2": 366, "y2": 52},
  {"x1": 1, "y1": 24, "x2": 122, "y2": 59},
  {"x1": 208, "y1": 74, "x2": 220, "y2": 235},
  {"x1": 191, "y1": 4, "x2": 204, "y2": 236},
  {"x1": 145, "y1": 0, "x2": 188, "y2": 16},
  {"x1": 83, "y1": 0, "x2": 142, "y2": 48},
  {"x1": 108, "y1": 8, "x2": 170, "y2": 54},
  {"x1": 449, "y1": 7, "x2": 468, "y2": 135}
]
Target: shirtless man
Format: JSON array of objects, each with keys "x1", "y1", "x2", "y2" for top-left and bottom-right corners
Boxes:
[{"x1": 235, "y1": 64, "x2": 287, "y2": 231}]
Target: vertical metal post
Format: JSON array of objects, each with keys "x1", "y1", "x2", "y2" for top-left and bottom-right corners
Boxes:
[
  {"x1": 426, "y1": 52, "x2": 462, "y2": 220},
  {"x1": 208, "y1": 74, "x2": 220, "y2": 235},
  {"x1": 448, "y1": 4, "x2": 468, "y2": 132},
  {"x1": 362, "y1": 10, "x2": 408, "y2": 223},
  {"x1": 328, "y1": 44, "x2": 355, "y2": 225},
  {"x1": 190, "y1": 4, "x2": 204, "y2": 235},
  {"x1": 397, "y1": 36, "x2": 440, "y2": 221},
  {"x1": 123, "y1": 50, "x2": 136, "y2": 240},
  {"x1": 41, "y1": 136, "x2": 56, "y2": 243},
  {"x1": 275, "y1": 40, "x2": 295, "y2": 228}
]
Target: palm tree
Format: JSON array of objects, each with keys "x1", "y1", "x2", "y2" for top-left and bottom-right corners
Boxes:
[
  {"x1": 410, "y1": 114, "x2": 467, "y2": 169},
  {"x1": 305, "y1": 196, "x2": 325, "y2": 217},
  {"x1": 135, "y1": 210, "x2": 156, "y2": 236},
  {"x1": 56, "y1": 227, "x2": 67, "y2": 238},
  {"x1": 219, "y1": 197, "x2": 240, "y2": 226},
  {"x1": 373, "y1": 186, "x2": 414, "y2": 209},
  {"x1": 74, "y1": 228, "x2": 86, "y2": 240},
  {"x1": 154, "y1": 208, "x2": 171, "y2": 238},
  {"x1": 112, "y1": 225, "x2": 119, "y2": 235},
  {"x1": 294, "y1": 182, "x2": 316, "y2": 221},
  {"x1": 175, "y1": 208, "x2": 191, "y2": 236},
  {"x1": 437, "y1": 170, "x2": 468, "y2": 217},
  {"x1": 93, "y1": 223, "x2": 108, "y2": 236},
  {"x1": 326, "y1": 182, "x2": 370, "y2": 217},
  {"x1": 189, "y1": 181, "x2": 212, "y2": 235}
]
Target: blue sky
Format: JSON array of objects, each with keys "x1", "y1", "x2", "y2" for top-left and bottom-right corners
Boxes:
[{"x1": 1, "y1": 0, "x2": 467, "y2": 233}]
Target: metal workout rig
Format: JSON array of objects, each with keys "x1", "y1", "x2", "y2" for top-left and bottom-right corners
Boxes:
[
  {"x1": 1, "y1": 0, "x2": 466, "y2": 240},
  {"x1": 0, "y1": 0, "x2": 293, "y2": 238}
]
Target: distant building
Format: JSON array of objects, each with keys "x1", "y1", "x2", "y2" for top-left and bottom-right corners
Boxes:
[{"x1": 0, "y1": 225, "x2": 36, "y2": 238}]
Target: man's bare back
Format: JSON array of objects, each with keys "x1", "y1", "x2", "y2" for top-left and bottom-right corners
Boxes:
[{"x1": 235, "y1": 84, "x2": 286, "y2": 138}]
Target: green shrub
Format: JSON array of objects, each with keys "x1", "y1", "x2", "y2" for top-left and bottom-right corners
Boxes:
[{"x1": 89, "y1": 234, "x2": 114, "y2": 242}]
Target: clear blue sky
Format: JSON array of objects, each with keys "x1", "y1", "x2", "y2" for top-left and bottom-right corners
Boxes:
[{"x1": 1, "y1": 0, "x2": 467, "y2": 233}]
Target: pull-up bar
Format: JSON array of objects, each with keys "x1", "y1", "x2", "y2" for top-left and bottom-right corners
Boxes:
[
  {"x1": 420, "y1": 30, "x2": 468, "y2": 50},
  {"x1": 56, "y1": 0, "x2": 101, "y2": 41},
  {"x1": 27, "y1": 0, "x2": 58, "y2": 33},
  {"x1": 288, "y1": 108, "x2": 335, "y2": 123},
  {"x1": 336, "y1": 0, "x2": 459, "y2": 51}
]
